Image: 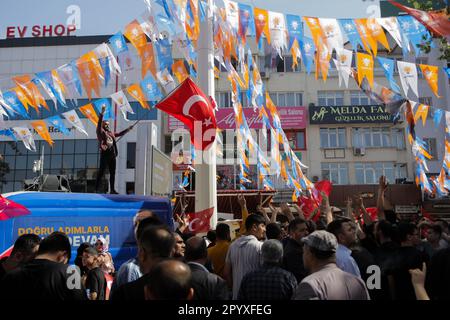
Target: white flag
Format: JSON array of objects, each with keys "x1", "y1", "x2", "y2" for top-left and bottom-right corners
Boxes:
[
  {"x1": 13, "y1": 127, "x2": 36, "y2": 152},
  {"x1": 397, "y1": 61, "x2": 419, "y2": 99},
  {"x1": 269, "y1": 11, "x2": 288, "y2": 57},
  {"x1": 62, "y1": 110, "x2": 88, "y2": 136},
  {"x1": 319, "y1": 18, "x2": 344, "y2": 52},
  {"x1": 156, "y1": 69, "x2": 176, "y2": 94},
  {"x1": 333, "y1": 48, "x2": 353, "y2": 88},
  {"x1": 223, "y1": 0, "x2": 239, "y2": 33},
  {"x1": 111, "y1": 90, "x2": 134, "y2": 121},
  {"x1": 0, "y1": 89, "x2": 14, "y2": 117},
  {"x1": 93, "y1": 43, "x2": 121, "y2": 76},
  {"x1": 377, "y1": 17, "x2": 403, "y2": 48}
]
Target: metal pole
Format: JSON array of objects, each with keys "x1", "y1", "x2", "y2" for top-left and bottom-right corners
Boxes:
[{"x1": 195, "y1": 0, "x2": 218, "y2": 229}]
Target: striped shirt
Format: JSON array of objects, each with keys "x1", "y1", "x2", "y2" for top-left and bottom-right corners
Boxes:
[{"x1": 225, "y1": 235, "x2": 263, "y2": 300}]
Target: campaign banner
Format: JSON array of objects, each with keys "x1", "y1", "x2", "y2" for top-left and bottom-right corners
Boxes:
[
  {"x1": 168, "y1": 106, "x2": 307, "y2": 131},
  {"x1": 309, "y1": 105, "x2": 392, "y2": 124}
]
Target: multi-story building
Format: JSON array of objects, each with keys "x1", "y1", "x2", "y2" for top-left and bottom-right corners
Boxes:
[{"x1": 0, "y1": 36, "x2": 163, "y2": 194}]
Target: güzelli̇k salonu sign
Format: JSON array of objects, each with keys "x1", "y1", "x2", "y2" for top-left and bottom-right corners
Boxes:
[{"x1": 309, "y1": 105, "x2": 393, "y2": 124}]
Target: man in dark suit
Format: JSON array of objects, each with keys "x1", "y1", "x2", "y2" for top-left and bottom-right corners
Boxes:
[
  {"x1": 95, "y1": 105, "x2": 133, "y2": 194},
  {"x1": 185, "y1": 236, "x2": 229, "y2": 300}
]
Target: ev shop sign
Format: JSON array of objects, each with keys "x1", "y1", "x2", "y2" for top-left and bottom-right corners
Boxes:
[{"x1": 309, "y1": 105, "x2": 393, "y2": 124}]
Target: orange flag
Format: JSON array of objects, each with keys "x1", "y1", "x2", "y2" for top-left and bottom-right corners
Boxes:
[
  {"x1": 367, "y1": 18, "x2": 390, "y2": 54},
  {"x1": 77, "y1": 52, "x2": 104, "y2": 100},
  {"x1": 357, "y1": 52, "x2": 374, "y2": 87},
  {"x1": 141, "y1": 43, "x2": 157, "y2": 79},
  {"x1": 11, "y1": 86, "x2": 32, "y2": 112},
  {"x1": 12, "y1": 75, "x2": 47, "y2": 113},
  {"x1": 291, "y1": 40, "x2": 300, "y2": 70},
  {"x1": 354, "y1": 19, "x2": 374, "y2": 55},
  {"x1": 127, "y1": 84, "x2": 150, "y2": 109},
  {"x1": 254, "y1": 7, "x2": 270, "y2": 44},
  {"x1": 419, "y1": 64, "x2": 440, "y2": 97},
  {"x1": 79, "y1": 103, "x2": 99, "y2": 126},
  {"x1": 51, "y1": 70, "x2": 67, "y2": 97},
  {"x1": 304, "y1": 17, "x2": 325, "y2": 48},
  {"x1": 31, "y1": 120, "x2": 54, "y2": 146},
  {"x1": 265, "y1": 92, "x2": 278, "y2": 116},
  {"x1": 188, "y1": 0, "x2": 200, "y2": 41},
  {"x1": 414, "y1": 103, "x2": 429, "y2": 126},
  {"x1": 172, "y1": 60, "x2": 189, "y2": 83},
  {"x1": 124, "y1": 19, "x2": 147, "y2": 57},
  {"x1": 316, "y1": 42, "x2": 331, "y2": 81}
]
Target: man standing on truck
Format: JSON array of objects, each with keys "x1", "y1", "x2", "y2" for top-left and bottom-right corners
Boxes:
[{"x1": 95, "y1": 105, "x2": 134, "y2": 194}]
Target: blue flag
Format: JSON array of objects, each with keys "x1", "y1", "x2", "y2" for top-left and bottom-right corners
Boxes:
[
  {"x1": 338, "y1": 19, "x2": 364, "y2": 52},
  {"x1": 155, "y1": 0, "x2": 173, "y2": 20},
  {"x1": 46, "y1": 115, "x2": 70, "y2": 136},
  {"x1": 156, "y1": 13, "x2": 177, "y2": 39},
  {"x1": 155, "y1": 38, "x2": 173, "y2": 71},
  {"x1": 63, "y1": 62, "x2": 83, "y2": 96},
  {"x1": 189, "y1": 63, "x2": 197, "y2": 78},
  {"x1": 398, "y1": 15, "x2": 432, "y2": 57},
  {"x1": 445, "y1": 67, "x2": 450, "y2": 79},
  {"x1": 299, "y1": 37, "x2": 315, "y2": 75},
  {"x1": 432, "y1": 108, "x2": 443, "y2": 127},
  {"x1": 99, "y1": 57, "x2": 111, "y2": 87},
  {"x1": 2, "y1": 91, "x2": 29, "y2": 119},
  {"x1": 35, "y1": 71, "x2": 66, "y2": 108},
  {"x1": 377, "y1": 57, "x2": 401, "y2": 93},
  {"x1": 286, "y1": 14, "x2": 303, "y2": 50},
  {"x1": 238, "y1": 3, "x2": 254, "y2": 38},
  {"x1": 199, "y1": 0, "x2": 207, "y2": 22},
  {"x1": 108, "y1": 32, "x2": 128, "y2": 55},
  {"x1": 93, "y1": 98, "x2": 114, "y2": 120},
  {"x1": 0, "y1": 129, "x2": 17, "y2": 141},
  {"x1": 141, "y1": 74, "x2": 163, "y2": 103}
]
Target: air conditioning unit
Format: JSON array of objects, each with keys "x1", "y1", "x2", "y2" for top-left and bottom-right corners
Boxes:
[
  {"x1": 353, "y1": 147, "x2": 366, "y2": 156},
  {"x1": 260, "y1": 71, "x2": 269, "y2": 79}
]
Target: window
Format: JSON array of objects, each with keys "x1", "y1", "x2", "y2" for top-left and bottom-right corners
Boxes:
[
  {"x1": 275, "y1": 55, "x2": 301, "y2": 72},
  {"x1": 0, "y1": 139, "x2": 99, "y2": 193},
  {"x1": 285, "y1": 130, "x2": 306, "y2": 150},
  {"x1": 215, "y1": 91, "x2": 248, "y2": 108},
  {"x1": 355, "y1": 162, "x2": 407, "y2": 184},
  {"x1": 423, "y1": 138, "x2": 438, "y2": 160},
  {"x1": 350, "y1": 91, "x2": 377, "y2": 105},
  {"x1": 352, "y1": 127, "x2": 405, "y2": 148},
  {"x1": 320, "y1": 128, "x2": 346, "y2": 148},
  {"x1": 268, "y1": 92, "x2": 303, "y2": 107},
  {"x1": 127, "y1": 142, "x2": 136, "y2": 169},
  {"x1": 321, "y1": 163, "x2": 349, "y2": 185},
  {"x1": 318, "y1": 91, "x2": 344, "y2": 106},
  {"x1": 126, "y1": 182, "x2": 135, "y2": 194}
]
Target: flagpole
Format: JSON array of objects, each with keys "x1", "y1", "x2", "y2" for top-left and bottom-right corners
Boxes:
[{"x1": 196, "y1": 0, "x2": 218, "y2": 230}]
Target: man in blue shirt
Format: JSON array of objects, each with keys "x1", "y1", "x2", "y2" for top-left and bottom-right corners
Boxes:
[{"x1": 327, "y1": 218, "x2": 361, "y2": 277}]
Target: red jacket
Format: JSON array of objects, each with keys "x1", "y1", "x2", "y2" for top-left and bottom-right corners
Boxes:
[{"x1": 96, "y1": 113, "x2": 129, "y2": 156}]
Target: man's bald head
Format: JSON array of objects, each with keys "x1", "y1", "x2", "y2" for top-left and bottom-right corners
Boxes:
[
  {"x1": 144, "y1": 259, "x2": 193, "y2": 300},
  {"x1": 185, "y1": 236, "x2": 207, "y2": 262}
]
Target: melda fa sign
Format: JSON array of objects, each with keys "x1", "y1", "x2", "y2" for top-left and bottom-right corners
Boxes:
[{"x1": 309, "y1": 105, "x2": 392, "y2": 124}]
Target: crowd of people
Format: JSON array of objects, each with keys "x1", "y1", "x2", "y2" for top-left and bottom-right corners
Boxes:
[{"x1": 1, "y1": 176, "x2": 449, "y2": 300}]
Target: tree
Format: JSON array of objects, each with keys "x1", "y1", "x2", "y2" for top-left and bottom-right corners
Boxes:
[{"x1": 406, "y1": 0, "x2": 450, "y2": 61}]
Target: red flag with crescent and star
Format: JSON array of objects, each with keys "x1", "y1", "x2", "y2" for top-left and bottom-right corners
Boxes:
[
  {"x1": 156, "y1": 77, "x2": 217, "y2": 150},
  {"x1": 186, "y1": 207, "x2": 214, "y2": 234},
  {"x1": 0, "y1": 195, "x2": 31, "y2": 221}
]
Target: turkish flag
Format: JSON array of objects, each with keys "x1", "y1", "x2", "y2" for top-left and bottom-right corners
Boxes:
[
  {"x1": 186, "y1": 207, "x2": 214, "y2": 234},
  {"x1": 0, "y1": 195, "x2": 31, "y2": 221},
  {"x1": 297, "y1": 180, "x2": 332, "y2": 221},
  {"x1": 156, "y1": 77, "x2": 217, "y2": 150},
  {"x1": 388, "y1": 0, "x2": 450, "y2": 38}
]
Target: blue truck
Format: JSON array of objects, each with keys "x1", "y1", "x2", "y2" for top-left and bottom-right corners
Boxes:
[{"x1": 0, "y1": 192, "x2": 175, "y2": 268}]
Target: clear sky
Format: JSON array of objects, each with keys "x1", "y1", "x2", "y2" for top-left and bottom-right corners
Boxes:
[{"x1": 0, "y1": 0, "x2": 382, "y2": 39}]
